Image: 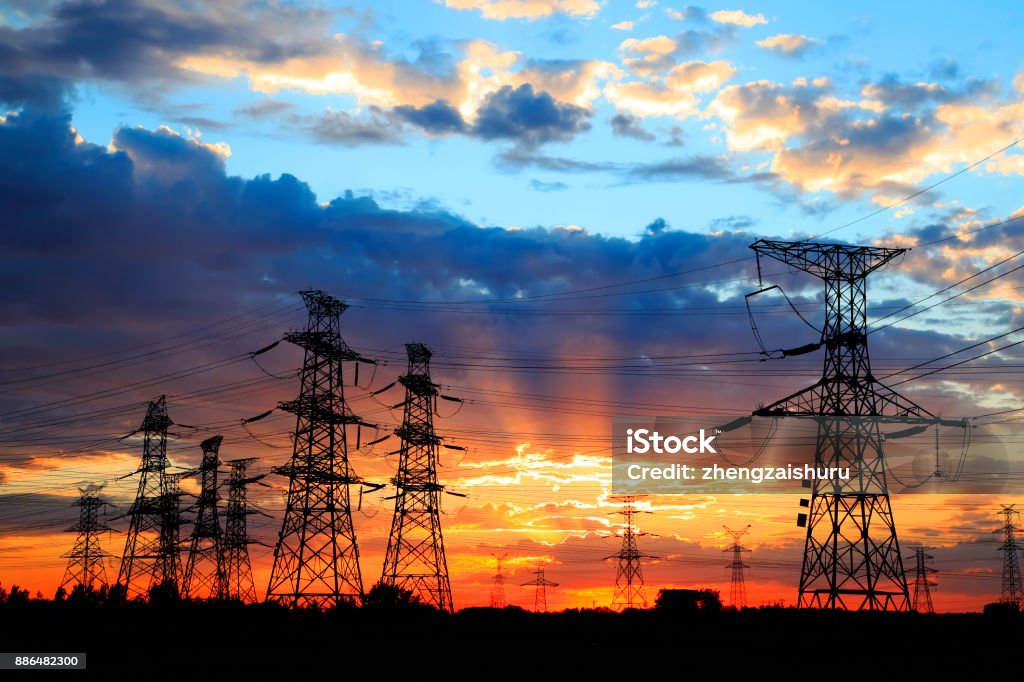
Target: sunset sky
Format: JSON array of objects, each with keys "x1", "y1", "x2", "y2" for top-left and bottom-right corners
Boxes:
[{"x1": 2, "y1": 0, "x2": 1024, "y2": 612}]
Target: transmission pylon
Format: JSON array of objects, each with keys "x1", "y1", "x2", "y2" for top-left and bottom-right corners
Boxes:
[
  {"x1": 909, "y1": 546, "x2": 936, "y2": 613},
  {"x1": 224, "y1": 458, "x2": 265, "y2": 603},
  {"x1": 266, "y1": 290, "x2": 376, "y2": 609},
  {"x1": 61, "y1": 486, "x2": 114, "y2": 591},
  {"x1": 381, "y1": 343, "x2": 456, "y2": 613},
  {"x1": 996, "y1": 505, "x2": 1023, "y2": 607},
  {"x1": 118, "y1": 396, "x2": 183, "y2": 598},
  {"x1": 723, "y1": 525, "x2": 751, "y2": 608},
  {"x1": 521, "y1": 564, "x2": 558, "y2": 612},
  {"x1": 182, "y1": 435, "x2": 226, "y2": 600},
  {"x1": 751, "y1": 240, "x2": 938, "y2": 611},
  {"x1": 606, "y1": 496, "x2": 653, "y2": 610},
  {"x1": 490, "y1": 553, "x2": 508, "y2": 608}
]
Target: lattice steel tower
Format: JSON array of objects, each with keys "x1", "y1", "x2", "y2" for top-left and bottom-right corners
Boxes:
[
  {"x1": 751, "y1": 240, "x2": 936, "y2": 611},
  {"x1": 909, "y1": 546, "x2": 936, "y2": 613},
  {"x1": 490, "y1": 553, "x2": 508, "y2": 608},
  {"x1": 183, "y1": 435, "x2": 226, "y2": 599},
  {"x1": 61, "y1": 486, "x2": 114, "y2": 591},
  {"x1": 607, "y1": 496, "x2": 652, "y2": 610},
  {"x1": 224, "y1": 458, "x2": 263, "y2": 603},
  {"x1": 118, "y1": 396, "x2": 183, "y2": 598},
  {"x1": 381, "y1": 343, "x2": 455, "y2": 613},
  {"x1": 723, "y1": 525, "x2": 751, "y2": 608},
  {"x1": 996, "y1": 505, "x2": 1023, "y2": 607},
  {"x1": 267, "y1": 290, "x2": 375, "y2": 608},
  {"x1": 521, "y1": 565, "x2": 558, "y2": 612}
]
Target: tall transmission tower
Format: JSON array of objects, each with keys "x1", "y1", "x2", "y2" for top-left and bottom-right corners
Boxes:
[
  {"x1": 118, "y1": 396, "x2": 183, "y2": 599},
  {"x1": 223, "y1": 458, "x2": 264, "y2": 603},
  {"x1": 521, "y1": 564, "x2": 558, "y2": 612},
  {"x1": 266, "y1": 290, "x2": 376, "y2": 609},
  {"x1": 723, "y1": 525, "x2": 752, "y2": 608},
  {"x1": 490, "y1": 553, "x2": 508, "y2": 608},
  {"x1": 751, "y1": 240, "x2": 938, "y2": 611},
  {"x1": 381, "y1": 343, "x2": 456, "y2": 613},
  {"x1": 182, "y1": 435, "x2": 226, "y2": 600},
  {"x1": 606, "y1": 496, "x2": 653, "y2": 610},
  {"x1": 996, "y1": 504, "x2": 1023, "y2": 607},
  {"x1": 60, "y1": 486, "x2": 114, "y2": 591},
  {"x1": 909, "y1": 546, "x2": 937, "y2": 613}
]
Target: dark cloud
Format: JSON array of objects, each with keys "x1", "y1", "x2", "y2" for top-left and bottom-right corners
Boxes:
[
  {"x1": 928, "y1": 57, "x2": 960, "y2": 81},
  {"x1": 497, "y1": 147, "x2": 621, "y2": 172},
  {"x1": 645, "y1": 217, "x2": 669, "y2": 235},
  {"x1": 677, "y1": 6, "x2": 709, "y2": 23},
  {"x1": 627, "y1": 155, "x2": 737, "y2": 182},
  {"x1": 709, "y1": 215, "x2": 757, "y2": 231},
  {"x1": 234, "y1": 99, "x2": 296, "y2": 119},
  {"x1": 393, "y1": 99, "x2": 467, "y2": 135},
  {"x1": 472, "y1": 84, "x2": 591, "y2": 145},
  {"x1": 530, "y1": 179, "x2": 568, "y2": 192},
  {"x1": 611, "y1": 113, "x2": 656, "y2": 142},
  {"x1": 863, "y1": 73, "x2": 999, "y2": 109},
  {"x1": 299, "y1": 107, "x2": 404, "y2": 147},
  {"x1": 0, "y1": 0, "x2": 335, "y2": 110}
]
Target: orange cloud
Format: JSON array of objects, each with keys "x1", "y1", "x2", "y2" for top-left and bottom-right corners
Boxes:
[
  {"x1": 709, "y1": 9, "x2": 767, "y2": 27},
  {"x1": 442, "y1": 0, "x2": 600, "y2": 20},
  {"x1": 756, "y1": 33, "x2": 820, "y2": 56},
  {"x1": 606, "y1": 60, "x2": 734, "y2": 118}
]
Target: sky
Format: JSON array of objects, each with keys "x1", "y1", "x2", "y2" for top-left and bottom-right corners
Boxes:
[{"x1": 1, "y1": 0, "x2": 1024, "y2": 612}]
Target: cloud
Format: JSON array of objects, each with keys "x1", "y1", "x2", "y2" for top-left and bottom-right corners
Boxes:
[
  {"x1": 611, "y1": 113, "x2": 656, "y2": 141},
  {"x1": 709, "y1": 9, "x2": 767, "y2": 27},
  {"x1": 233, "y1": 99, "x2": 295, "y2": 119},
  {"x1": 627, "y1": 154, "x2": 738, "y2": 181},
  {"x1": 441, "y1": 0, "x2": 601, "y2": 20},
  {"x1": 530, "y1": 179, "x2": 568, "y2": 191},
  {"x1": 709, "y1": 215, "x2": 757, "y2": 230},
  {"x1": 298, "y1": 107, "x2": 404, "y2": 147},
  {"x1": 606, "y1": 59, "x2": 734, "y2": 118},
  {"x1": 472, "y1": 83, "x2": 592, "y2": 144},
  {"x1": 644, "y1": 217, "x2": 669, "y2": 234},
  {"x1": 755, "y1": 34, "x2": 821, "y2": 58},
  {"x1": 708, "y1": 74, "x2": 1024, "y2": 198},
  {"x1": 393, "y1": 99, "x2": 468, "y2": 135},
  {"x1": 611, "y1": 21, "x2": 634, "y2": 31}
]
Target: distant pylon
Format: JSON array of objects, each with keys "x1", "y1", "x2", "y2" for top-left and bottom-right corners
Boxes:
[
  {"x1": 182, "y1": 435, "x2": 226, "y2": 600},
  {"x1": 223, "y1": 458, "x2": 264, "y2": 603},
  {"x1": 606, "y1": 496, "x2": 653, "y2": 610},
  {"x1": 61, "y1": 486, "x2": 114, "y2": 591},
  {"x1": 996, "y1": 505, "x2": 1023, "y2": 607},
  {"x1": 118, "y1": 396, "x2": 182, "y2": 598},
  {"x1": 521, "y1": 564, "x2": 558, "y2": 612},
  {"x1": 723, "y1": 525, "x2": 752, "y2": 608},
  {"x1": 490, "y1": 553, "x2": 508, "y2": 608},
  {"x1": 381, "y1": 343, "x2": 457, "y2": 613},
  {"x1": 909, "y1": 546, "x2": 937, "y2": 613},
  {"x1": 266, "y1": 290, "x2": 377, "y2": 609}
]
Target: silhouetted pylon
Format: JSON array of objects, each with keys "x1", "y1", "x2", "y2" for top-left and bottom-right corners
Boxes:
[
  {"x1": 61, "y1": 486, "x2": 114, "y2": 591},
  {"x1": 490, "y1": 553, "x2": 508, "y2": 608},
  {"x1": 606, "y1": 496, "x2": 654, "y2": 610},
  {"x1": 909, "y1": 546, "x2": 936, "y2": 614},
  {"x1": 996, "y1": 505, "x2": 1023, "y2": 607},
  {"x1": 224, "y1": 457, "x2": 265, "y2": 603},
  {"x1": 750, "y1": 240, "x2": 942, "y2": 611},
  {"x1": 381, "y1": 343, "x2": 459, "y2": 613},
  {"x1": 266, "y1": 290, "x2": 377, "y2": 609},
  {"x1": 521, "y1": 564, "x2": 558, "y2": 612},
  {"x1": 182, "y1": 435, "x2": 226, "y2": 600},
  {"x1": 118, "y1": 396, "x2": 182, "y2": 599},
  {"x1": 723, "y1": 525, "x2": 751, "y2": 608}
]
